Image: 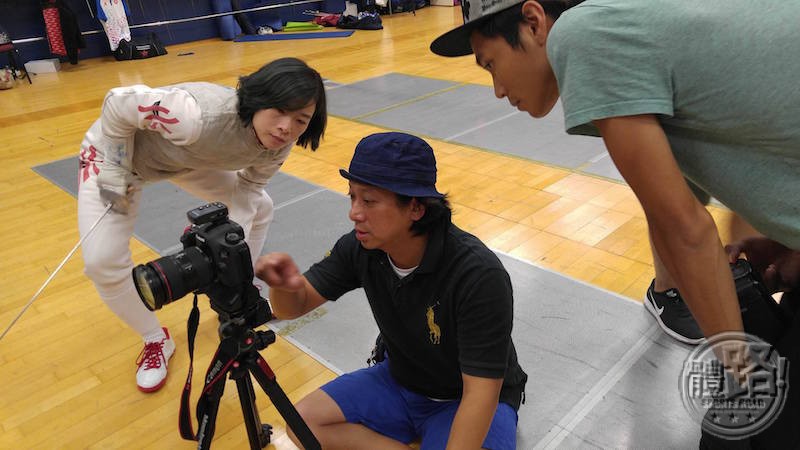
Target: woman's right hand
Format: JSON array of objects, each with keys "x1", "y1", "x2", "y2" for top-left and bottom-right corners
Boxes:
[
  {"x1": 95, "y1": 134, "x2": 135, "y2": 214},
  {"x1": 97, "y1": 161, "x2": 134, "y2": 214}
]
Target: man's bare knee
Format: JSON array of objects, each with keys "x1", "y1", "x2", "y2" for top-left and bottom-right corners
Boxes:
[
  {"x1": 286, "y1": 388, "x2": 347, "y2": 447},
  {"x1": 295, "y1": 389, "x2": 346, "y2": 426}
]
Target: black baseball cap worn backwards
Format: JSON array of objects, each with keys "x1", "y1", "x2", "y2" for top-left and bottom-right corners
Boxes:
[
  {"x1": 340, "y1": 132, "x2": 444, "y2": 198},
  {"x1": 430, "y1": 0, "x2": 525, "y2": 57}
]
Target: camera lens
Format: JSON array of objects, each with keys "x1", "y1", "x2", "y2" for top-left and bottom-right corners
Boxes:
[
  {"x1": 133, "y1": 265, "x2": 162, "y2": 310},
  {"x1": 132, "y1": 247, "x2": 214, "y2": 311}
]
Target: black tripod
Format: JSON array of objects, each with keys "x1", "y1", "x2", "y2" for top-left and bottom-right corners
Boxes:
[{"x1": 180, "y1": 312, "x2": 321, "y2": 450}]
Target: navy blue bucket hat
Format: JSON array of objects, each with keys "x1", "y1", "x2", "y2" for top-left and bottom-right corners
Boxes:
[{"x1": 340, "y1": 132, "x2": 444, "y2": 198}]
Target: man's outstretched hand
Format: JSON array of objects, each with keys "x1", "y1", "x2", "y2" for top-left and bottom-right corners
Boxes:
[{"x1": 255, "y1": 253, "x2": 305, "y2": 292}]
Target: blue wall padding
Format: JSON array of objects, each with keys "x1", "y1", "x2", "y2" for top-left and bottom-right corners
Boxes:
[
  {"x1": 213, "y1": 0, "x2": 242, "y2": 40},
  {"x1": 322, "y1": 0, "x2": 346, "y2": 13}
]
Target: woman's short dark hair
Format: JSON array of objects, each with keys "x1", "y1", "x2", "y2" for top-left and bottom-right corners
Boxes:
[
  {"x1": 395, "y1": 194, "x2": 453, "y2": 236},
  {"x1": 476, "y1": 0, "x2": 585, "y2": 49},
  {"x1": 237, "y1": 57, "x2": 327, "y2": 150}
]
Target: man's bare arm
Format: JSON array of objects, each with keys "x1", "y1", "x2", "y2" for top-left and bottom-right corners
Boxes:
[
  {"x1": 254, "y1": 253, "x2": 327, "y2": 319},
  {"x1": 595, "y1": 114, "x2": 743, "y2": 337}
]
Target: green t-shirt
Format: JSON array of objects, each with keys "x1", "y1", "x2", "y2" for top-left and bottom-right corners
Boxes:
[{"x1": 547, "y1": 0, "x2": 800, "y2": 248}]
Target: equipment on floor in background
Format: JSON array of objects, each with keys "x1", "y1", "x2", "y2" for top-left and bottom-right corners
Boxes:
[
  {"x1": 304, "y1": 10, "x2": 341, "y2": 26},
  {"x1": 337, "y1": 11, "x2": 383, "y2": 30},
  {"x1": 0, "y1": 67, "x2": 13, "y2": 89},
  {"x1": 96, "y1": 0, "x2": 132, "y2": 51},
  {"x1": 113, "y1": 33, "x2": 167, "y2": 61},
  {"x1": 283, "y1": 21, "x2": 323, "y2": 31},
  {"x1": 0, "y1": 42, "x2": 33, "y2": 84},
  {"x1": 41, "y1": 0, "x2": 85, "y2": 64}
]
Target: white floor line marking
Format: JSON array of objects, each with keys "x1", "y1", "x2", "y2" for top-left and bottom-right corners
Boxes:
[
  {"x1": 532, "y1": 324, "x2": 660, "y2": 449},
  {"x1": 495, "y1": 248, "x2": 643, "y2": 306},
  {"x1": 274, "y1": 187, "x2": 327, "y2": 210},
  {"x1": 587, "y1": 152, "x2": 609, "y2": 164},
  {"x1": 444, "y1": 110, "x2": 521, "y2": 141},
  {"x1": 269, "y1": 325, "x2": 344, "y2": 375}
]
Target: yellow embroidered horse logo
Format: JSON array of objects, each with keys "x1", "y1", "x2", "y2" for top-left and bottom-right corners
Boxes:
[{"x1": 426, "y1": 306, "x2": 441, "y2": 344}]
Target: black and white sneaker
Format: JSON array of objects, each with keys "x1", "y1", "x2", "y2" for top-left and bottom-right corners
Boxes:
[{"x1": 644, "y1": 280, "x2": 705, "y2": 345}]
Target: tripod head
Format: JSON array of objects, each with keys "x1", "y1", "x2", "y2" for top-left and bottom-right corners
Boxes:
[{"x1": 218, "y1": 317, "x2": 277, "y2": 354}]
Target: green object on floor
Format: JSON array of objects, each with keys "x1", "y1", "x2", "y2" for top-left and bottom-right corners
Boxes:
[{"x1": 283, "y1": 21, "x2": 324, "y2": 31}]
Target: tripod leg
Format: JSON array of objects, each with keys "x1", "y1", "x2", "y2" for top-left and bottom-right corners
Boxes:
[
  {"x1": 196, "y1": 377, "x2": 226, "y2": 450},
  {"x1": 246, "y1": 354, "x2": 322, "y2": 450},
  {"x1": 233, "y1": 367, "x2": 272, "y2": 449}
]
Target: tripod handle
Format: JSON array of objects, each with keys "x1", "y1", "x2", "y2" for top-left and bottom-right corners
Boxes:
[{"x1": 254, "y1": 329, "x2": 276, "y2": 349}]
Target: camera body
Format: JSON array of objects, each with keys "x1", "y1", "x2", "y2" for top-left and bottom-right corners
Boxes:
[{"x1": 133, "y1": 202, "x2": 271, "y2": 327}]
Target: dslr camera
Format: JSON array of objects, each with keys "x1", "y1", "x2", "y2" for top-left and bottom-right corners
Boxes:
[{"x1": 132, "y1": 202, "x2": 271, "y2": 327}]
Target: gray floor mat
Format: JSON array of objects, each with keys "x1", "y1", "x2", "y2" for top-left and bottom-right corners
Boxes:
[
  {"x1": 361, "y1": 83, "x2": 517, "y2": 140},
  {"x1": 454, "y1": 102, "x2": 607, "y2": 170},
  {"x1": 342, "y1": 74, "x2": 616, "y2": 181},
  {"x1": 327, "y1": 73, "x2": 458, "y2": 119},
  {"x1": 559, "y1": 334, "x2": 700, "y2": 449}
]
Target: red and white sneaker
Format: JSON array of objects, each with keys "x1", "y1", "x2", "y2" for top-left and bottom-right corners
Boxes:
[{"x1": 135, "y1": 327, "x2": 176, "y2": 393}]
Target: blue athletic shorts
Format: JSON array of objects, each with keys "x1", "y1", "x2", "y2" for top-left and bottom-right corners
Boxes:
[{"x1": 319, "y1": 359, "x2": 518, "y2": 450}]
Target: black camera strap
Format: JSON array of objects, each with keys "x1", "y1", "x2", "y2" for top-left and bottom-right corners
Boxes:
[
  {"x1": 179, "y1": 294, "x2": 238, "y2": 443},
  {"x1": 179, "y1": 294, "x2": 202, "y2": 440}
]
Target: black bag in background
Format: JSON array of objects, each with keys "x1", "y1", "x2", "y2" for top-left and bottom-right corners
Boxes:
[
  {"x1": 336, "y1": 12, "x2": 383, "y2": 30},
  {"x1": 114, "y1": 33, "x2": 167, "y2": 61}
]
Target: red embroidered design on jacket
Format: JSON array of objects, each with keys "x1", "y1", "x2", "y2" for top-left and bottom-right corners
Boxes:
[
  {"x1": 138, "y1": 101, "x2": 180, "y2": 134},
  {"x1": 79, "y1": 145, "x2": 101, "y2": 183}
]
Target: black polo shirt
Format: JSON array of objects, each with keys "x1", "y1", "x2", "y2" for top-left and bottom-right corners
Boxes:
[{"x1": 305, "y1": 222, "x2": 528, "y2": 410}]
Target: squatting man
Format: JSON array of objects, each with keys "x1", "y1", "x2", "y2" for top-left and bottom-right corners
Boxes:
[{"x1": 256, "y1": 132, "x2": 528, "y2": 449}]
